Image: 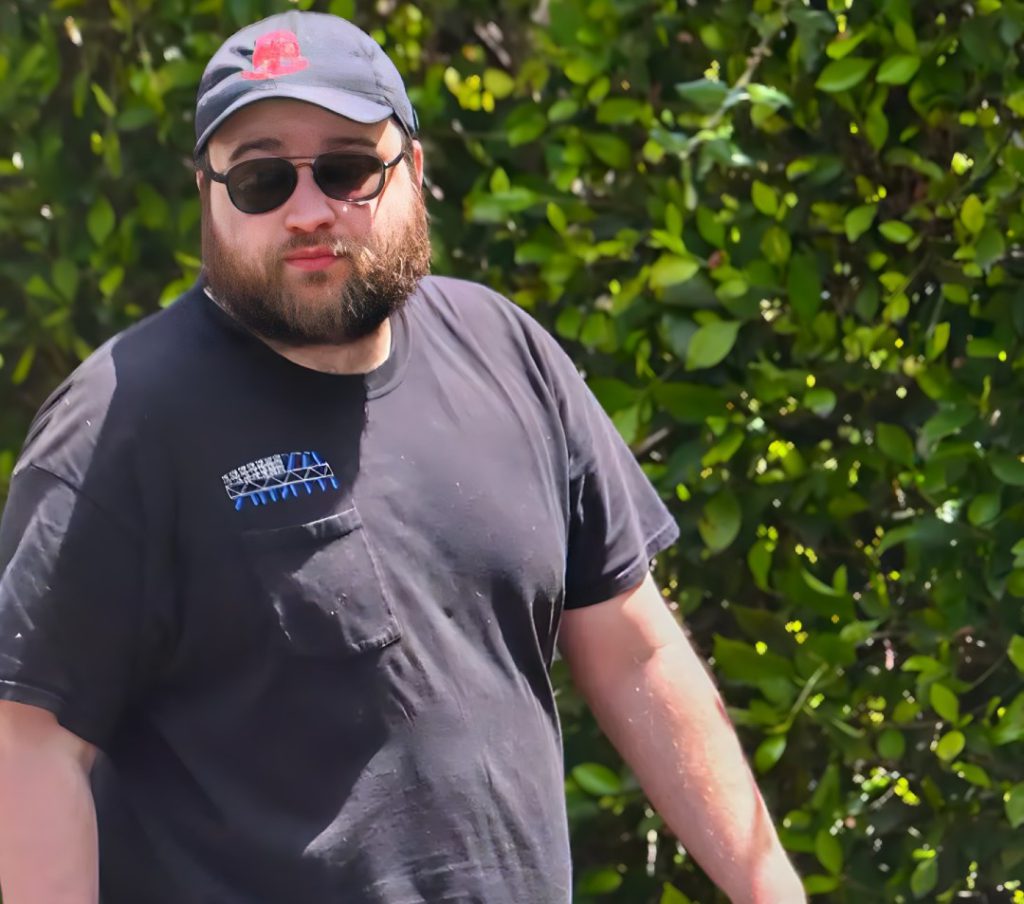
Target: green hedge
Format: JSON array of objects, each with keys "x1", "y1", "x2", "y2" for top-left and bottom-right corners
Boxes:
[{"x1": 3, "y1": 0, "x2": 1024, "y2": 900}]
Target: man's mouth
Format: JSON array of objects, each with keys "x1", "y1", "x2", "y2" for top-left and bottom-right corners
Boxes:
[{"x1": 283, "y1": 247, "x2": 343, "y2": 271}]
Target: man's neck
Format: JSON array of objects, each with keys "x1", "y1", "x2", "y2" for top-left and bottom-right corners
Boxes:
[
  {"x1": 203, "y1": 287, "x2": 392, "y2": 375},
  {"x1": 265, "y1": 319, "x2": 392, "y2": 375}
]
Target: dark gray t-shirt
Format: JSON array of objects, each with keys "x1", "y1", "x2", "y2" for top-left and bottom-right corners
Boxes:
[{"x1": 0, "y1": 276, "x2": 678, "y2": 903}]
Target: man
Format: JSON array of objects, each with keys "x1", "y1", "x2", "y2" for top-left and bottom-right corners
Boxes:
[{"x1": 0, "y1": 11, "x2": 804, "y2": 903}]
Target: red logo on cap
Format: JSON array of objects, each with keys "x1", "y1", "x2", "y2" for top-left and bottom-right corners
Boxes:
[{"x1": 241, "y1": 30, "x2": 309, "y2": 81}]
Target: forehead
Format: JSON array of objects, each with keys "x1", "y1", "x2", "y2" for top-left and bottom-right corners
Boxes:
[{"x1": 208, "y1": 99, "x2": 390, "y2": 155}]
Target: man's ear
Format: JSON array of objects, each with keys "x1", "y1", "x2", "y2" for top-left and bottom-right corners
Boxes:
[{"x1": 411, "y1": 139, "x2": 424, "y2": 189}]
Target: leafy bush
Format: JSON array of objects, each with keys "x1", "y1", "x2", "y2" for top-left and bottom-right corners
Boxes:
[{"x1": 2, "y1": 0, "x2": 1024, "y2": 900}]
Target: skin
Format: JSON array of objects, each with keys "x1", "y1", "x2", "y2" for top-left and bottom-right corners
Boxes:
[
  {"x1": 559, "y1": 574, "x2": 806, "y2": 903},
  {"x1": 198, "y1": 99, "x2": 427, "y2": 374},
  {"x1": 0, "y1": 700, "x2": 99, "y2": 903}
]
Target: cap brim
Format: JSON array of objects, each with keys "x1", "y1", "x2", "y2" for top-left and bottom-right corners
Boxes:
[{"x1": 194, "y1": 86, "x2": 394, "y2": 155}]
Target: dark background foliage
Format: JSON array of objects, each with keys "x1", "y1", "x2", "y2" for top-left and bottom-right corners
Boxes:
[{"x1": 2, "y1": 0, "x2": 1024, "y2": 900}]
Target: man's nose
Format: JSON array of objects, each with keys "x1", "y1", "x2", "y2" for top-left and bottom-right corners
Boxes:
[{"x1": 283, "y1": 166, "x2": 338, "y2": 233}]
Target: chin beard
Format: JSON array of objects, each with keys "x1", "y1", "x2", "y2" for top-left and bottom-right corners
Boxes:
[{"x1": 201, "y1": 194, "x2": 431, "y2": 346}]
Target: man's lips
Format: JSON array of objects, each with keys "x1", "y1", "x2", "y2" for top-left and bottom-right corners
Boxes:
[{"x1": 283, "y1": 247, "x2": 344, "y2": 271}]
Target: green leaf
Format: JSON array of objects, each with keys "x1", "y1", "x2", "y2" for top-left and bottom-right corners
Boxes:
[
  {"x1": 482, "y1": 68, "x2": 516, "y2": 99},
  {"x1": 991, "y1": 454, "x2": 1024, "y2": 486},
  {"x1": 548, "y1": 98, "x2": 579, "y2": 122},
  {"x1": 967, "y1": 493, "x2": 1001, "y2": 526},
  {"x1": 953, "y1": 762, "x2": 991, "y2": 787},
  {"x1": 930, "y1": 683, "x2": 960, "y2": 724},
  {"x1": 935, "y1": 729, "x2": 966, "y2": 761},
  {"x1": 876, "y1": 423, "x2": 915, "y2": 467},
  {"x1": 576, "y1": 867, "x2": 622, "y2": 894},
  {"x1": 91, "y1": 82, "x2": 116, "y2": 116},
  {"x1": 1008, "y1": 635, "x2": 1024, "y2": 674},
  {"x1": 746, "y1": 84, "x2": 793, "y2": 108},
  {"x1": 650, "y1": 254, "x2": 700, "y2": 290},
  {"x1": 921, "y1": 405, "x2": 974, "y2": 443},
  {"x1": 993, "y1": 692, "x2": 1024, "y2": 745},
  {"x1": 596, "y1": 97, "x2": 649, "y2": 124},
  {"x1": 815, "y1": 58, "x2": 875, "y2": 93},
  {"x1": 805, "y1": 388, "x2": 837, "y2": 417},
  {"x1": 878, "y1": 729, "x2": 906, "y2": 760},
  {"x1": 655, "y1": 383, "x2": 727, "y2": 423},
  {"x1": 328, "y1": 0, "x2": 355, "y2": 15},
  {"x1": 910, "y1": 857, "x2": 938, "y2": 899},
  {"x1": 686, "y1": 321, "x2": 741, "y2": 370},
  {"x1": 876, "y1": 54, "x2": 921, "y2": 84},
  {"x1": 660, "y1": 884, "x2": 694, "y2": 904},
  {"x1": 752, "y1": 180, "x2": 779, "y2": 217},
  {"x1": 675, "y1": 78, "x2": 729, "y2": 110},
  {"x1": 546, "y1": 204, "x2": 567, "y2": 237},
  {"x1": 754, "y1": 735, "x2": 787, "y2": 773},
  {"x1": 1008, "y1": 571, "x2": 1024, "y2": 599},
  {"x1": 697, "y1": 206, "x2": 726, "y2": 247},
  {"x1": 803, "y1": 875, "x2": 841, "y2": 894},
  {"x1": 699, "y1": 490, "x2": 741, "y2": 553},
  {"x1": 10, "y1": 346, "x2": 35, "y2": 386},
  {"x1": 583, "y1": 133, "x2": 631, "y2": 168},
  {"x1": 844, "y1": 204, "x2": 877, "y2": 242},
  {"x1": 761, "y1": 226, "x2": 792, "y2": 266},
  {"x1": 1006, "y1": 782, "x2": 1024, "y2": 829},
  {"x1": 748, "y1": 539, "x2": 773, "y2": 591},
  {"x1": 879, "y1": 221, "x2": 914, "y2": 243},
  {"x1": 926, "y1": 322, "x2": 951, "y2": 360},
  {"x1": 961, "y1": 194, "x2": 985, "y2": 234},
  {"x1": 505, "y1": 108, "x2": 547, "y2": 146},
  {"x1": 712, "y1": 636, "x2": 794, "y2": 685},
  {"x1": 98, "y1": 265, "x2": 125, "y2": 298},
  {"x1": 787, "y1": 252, "x2": 823, "y2": 321},
  {"x1": 571, "y1": 763, "x2": 622, "y2": 796},
  {"x1": 814, "y1": 829, "x2": 843, "y2": 875},
  {"x1": 975, "y1": 225, "x2": 1006, "y2": 268},
  {"x1": 52, "y1": 258, "x2": 79, "y2": 302},
  {"x1": 87, "y1": 196, "x2": 116, "y2": 246},
  {"x1": 826, "y1": 27, "x2": 873, "y2": 60},
  {"x1": 702, "y1": 430, "x2": 744, "y2": 467}
]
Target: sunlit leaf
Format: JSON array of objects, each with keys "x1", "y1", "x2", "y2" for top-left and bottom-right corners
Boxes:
[
  {"x1": 815, "y1": 58, "x2": 875, "y2": 93},
  {"x1": 877, "y1": 54, "x2": 921, "y2": 85},
  {"x1": 686, "y1": 321, "x2": 741, "y2": 371},
  {"x1": 844, "y1": 204, "x2": 877, "y2": 242},
  {"x1": 930, "y1": 683, "x2": 960, "y2": 724}
]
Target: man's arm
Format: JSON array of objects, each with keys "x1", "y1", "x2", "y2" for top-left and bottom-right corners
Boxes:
[
  {"x1": 0, "y1": 700, "x2": 99, "y2": 904},
  {"x1": 558, "y1": 574, "x2": 805, "y2": 904}
]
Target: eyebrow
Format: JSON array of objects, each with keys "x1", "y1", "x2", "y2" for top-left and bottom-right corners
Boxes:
[{"x1": 227, "y1": 134, "x2": 381, "y2": 165}]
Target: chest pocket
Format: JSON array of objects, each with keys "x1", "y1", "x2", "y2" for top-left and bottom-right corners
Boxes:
[{"x1": 242, "y1": 508, "x2": 401, "y2": 658}]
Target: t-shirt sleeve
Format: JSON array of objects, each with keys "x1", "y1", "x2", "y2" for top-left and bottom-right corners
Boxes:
[
  {"x1": 0, "y1": 462, "x2": 152, "y2": 748},
  {"x1": 528, "y1": 323, "x2": 679, "y2": 609}
]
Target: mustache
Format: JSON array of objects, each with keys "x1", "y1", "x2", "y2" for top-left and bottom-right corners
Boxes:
[{"x1": 282, "y1": 234, "x2": 378, "y2": 266}]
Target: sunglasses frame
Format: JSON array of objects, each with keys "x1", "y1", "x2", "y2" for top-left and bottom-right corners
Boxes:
[{"x1": 200, "y1": 149, "x2": 407, "y2": 214}]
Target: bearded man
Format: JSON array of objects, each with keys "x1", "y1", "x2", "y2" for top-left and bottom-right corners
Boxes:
[{"x1": 0, "y1": 12, "x2": 804, "y2": 904}]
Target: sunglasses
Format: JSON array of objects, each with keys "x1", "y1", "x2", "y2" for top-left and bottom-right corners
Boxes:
[{"x1": 201, "y1": 150, "x2": 406, "y2": 214}]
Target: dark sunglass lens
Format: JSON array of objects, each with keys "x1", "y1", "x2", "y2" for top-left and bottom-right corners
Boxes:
[
  {"x1": 314, "y1": 154, "x2": 383, "y2": 201},
  {"x1": 227, "y1": 158, "x2": 296, "y2": 213}
]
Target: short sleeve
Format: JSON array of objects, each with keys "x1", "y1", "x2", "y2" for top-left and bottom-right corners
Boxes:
[
  {"x1": 536, "y1": 335, "x2": 679, "y2": 609},
  {"x1": 0, "y1": 464, "x2": 148, "y2": 748}
]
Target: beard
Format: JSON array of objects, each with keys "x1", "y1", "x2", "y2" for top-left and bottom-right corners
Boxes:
[{"x1": 201, "y1": 190, "x2": 432, "y2": 346}]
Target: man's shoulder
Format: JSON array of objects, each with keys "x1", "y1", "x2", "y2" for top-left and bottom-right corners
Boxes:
[
  {"x1": 412, "y1": 274, "x2": 550, "y2": 342},
  {"x1": 17, "y1": 287, "x2": 204, "y2": 475}
]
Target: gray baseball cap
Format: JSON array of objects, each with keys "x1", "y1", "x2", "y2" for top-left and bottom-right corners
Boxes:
[{"x1": 194, "y1": 11, "x2": 419, "y2": 156}]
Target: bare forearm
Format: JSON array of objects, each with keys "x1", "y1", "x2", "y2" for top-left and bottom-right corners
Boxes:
[
  {"x1": 572, "y1": 640, "x2": 804, "y2": 904},
  {"x1": 0, "y1": 745, "x2": 99, "y2": 904}
]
